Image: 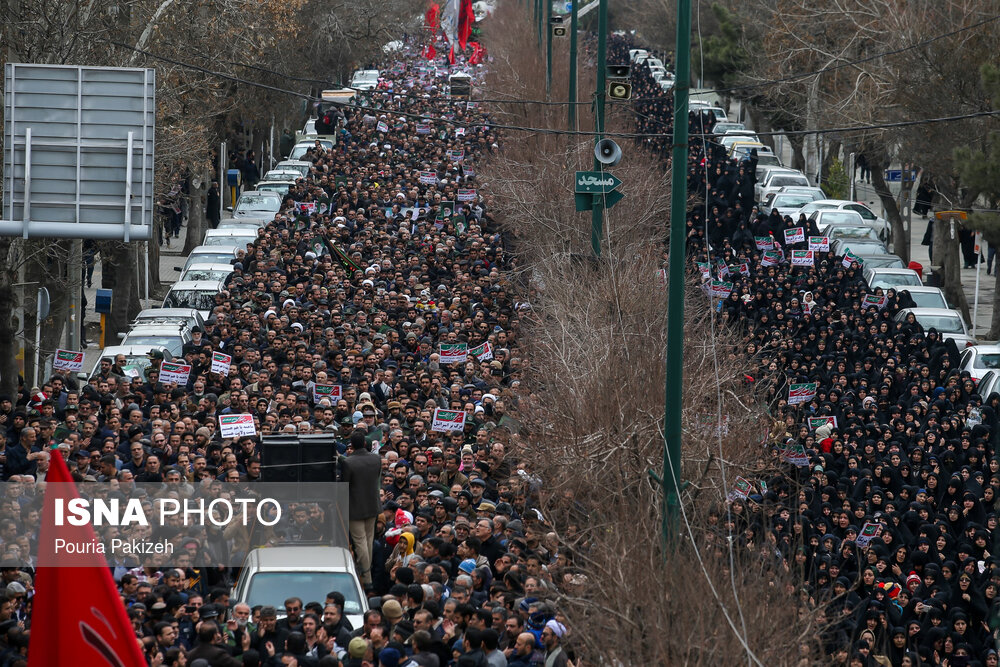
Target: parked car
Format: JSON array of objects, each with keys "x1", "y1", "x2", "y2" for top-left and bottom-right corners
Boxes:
[
  {"x1": 288, "y1": 140, "x2": 334, "y2": 161},
  {"x1": 181, "y1": 246, "x2": 238, "y2": 273},
  {"x1": 82, "y1": 345, "x2": 173, "y2": 381},
  {"x1": 711, "y1": 122, "x2": 746, "y2": 134},
  {"x1": 161, "y1": 280, "x2": 224, "y2": 319},
  {"x1": 894, "y1": 307, "x2": 977, "y2": 347},
  {"x1": 808, "y1": 209, "x2": 867, "y2": 233},
  {"x1": 274, "y1": 160, "x2": 312, "y2": 178},
  {"x1": 960, "y1": 345, "x2": 1000, "y2": 380},
  {"x1": 120, "y1": 323, "x2": 192, "y2": 358},
  {"x1": 824, "y1": 224, "x2": 881, "y2": 243},
  {"x1": 863, "y1": 267, "x2": 922, "y2": 290},
  {"x1": 202, "y1": 228, "x2": 258, "y2": 249},
  {"x1": 898, "y1": 286, "x2": 949, "y2": 309},
  {"x1": 232, "y1": 546, "x2": 368, "y2": 629},
  {"x1": 629, "y1": 49, "x2": 649, "y2": 63},
  {"x1": 762, "y1": 191, "x2": 825, "y2": 218},
  {"x1": 800, "y1": 199, "x2": 891, "y2": 243},
  {"x1": 755, "y1": 168, "x2": 809, "y2": 201},
  {"x1": 132, "y1": 308, "x2": 206, "y2": 333},
  {"x1": 254, "y1": 179, "x2": 296, "y2": 197},
  {"x1": 350, "y1": 69, "x2": 380, "y2": 91},
  {"x1": 231, "y1": 191, "x2": 281, "y2": 225},
  {"x1": 858, "y1": 254, "x2": 905, "y2": 269},
  {"x1": 977, "y1": 370, "x2": 1000, "y2": 398}
]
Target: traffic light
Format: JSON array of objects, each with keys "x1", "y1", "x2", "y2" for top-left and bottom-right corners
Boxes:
[{"x1": 608, "y1": 81, "x2": 632, "y2": 101}]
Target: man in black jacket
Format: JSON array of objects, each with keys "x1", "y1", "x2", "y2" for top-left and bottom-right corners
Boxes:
[{"x1": 341, "y1": 429, "x2": 382, "y2": 589}]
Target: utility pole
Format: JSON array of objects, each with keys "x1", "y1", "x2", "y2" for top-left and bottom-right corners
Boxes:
[
  {"x1": 545, "y1": 0, "x2": 553, "y2": 97},
  {"x1": 662, "y1": 0, "x2": 691, "y2": 548},
  {"x1": 590, "y1": 0, "x2": 608, "y2": 258},
  {"x1": 568, "y1": 0, "x2": 579, "y2": 129},
  {"x1": 536, "y1": 0, "x2": 542, "y2": 49}
]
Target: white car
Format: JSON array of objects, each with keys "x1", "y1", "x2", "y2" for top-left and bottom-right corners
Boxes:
[
  {"x1": 808, "y1": 209, "x2": 867, "y2": 233},
  {"x1": 629, "y1": 49, "x2": 649, "y2": 63},
  {"x1": 181, "y1": 246, "x2": 238, "y2": 273},
  {"x1": 274, "y1": 161, "x2": 312, "y2": 178},
  {"x1": 755, "y1": 168, "x2": 810, "y2": 202},
  {"x1": 162, "y1": 280, "x2": 224, "y2": 319},
  {"x1": 960, "y1": 345, "x2": 1000, "y2": 381},
  {"x1": 863, "y1": 268, "x2": 921, "y2": 290},
  {"x1": 232, "y1": 191, "x2": 281, "y2": 225},
  {"x1": 762, "y1": 191, "x2": 826, "y2": 218},
  {"x1": 800, "y1": 199, "x2": 890, "y2": 243},
  {"x1": 83, "y1": 345, "x2": 174, "y2": 381},
  {"x1": 894, "y1": 307, "x2": 977, "y2": 348},
  {"x1": 977, "y1": 370, "x2": 1000, "y2": 398},
  {"x1": 132, "y1": 308, "x2": 206, "y2": 333},
  {"x1": 120, "y1": 323, "x2": 192, "y2": 358},
  {"x1": 202, "y1": 228, "x2": 258, "y2": 249},
  {"x1": 289, "y1": 140, "x2": 333, "y2": 161},
  {"x1": 232, "y1": 546, "x2": 368, "y2": 629},
  {"x1": 350, "y1": 69, "x2": 380, "y2": 91},
  {"x1": 898, "y1": 286, "x2": 948, "y2": 309},
  {"x1": 254, "y1": 179, "x2": 295, "y2": 197}
]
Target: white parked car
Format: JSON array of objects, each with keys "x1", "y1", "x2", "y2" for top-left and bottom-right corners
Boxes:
[
  {"x1": 898, "y1": 286, "x2": 948, "y2": 309},
  {"x1": 863, "y1": 268, "x2": 922, "y2": 290},
  {"x1": 960, "y1": 345, "x2": 1000, "y2": 381},
  {"x1": 894, "y1": 307, "x2": 977, "y2": 348},
  {"x1": 162, "y1": 280, "x2": 224, "y2": 320},
  {"x1": 800, "y1": 199, "x2": 891, "y2": 243},
  {"x1": 232, "y1": 191, "x2": 281, "y2": 225},
  {"x1": 350, "y1": 69, "x2": 380, "y2": 91}
]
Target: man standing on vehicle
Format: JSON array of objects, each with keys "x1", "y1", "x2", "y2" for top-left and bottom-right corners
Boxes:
[{"x1": 341, "y1": 429, "x2": 382, "y2": 591}]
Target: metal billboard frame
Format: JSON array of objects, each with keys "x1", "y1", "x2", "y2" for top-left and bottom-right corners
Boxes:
[{"x1": 3, "y1": 64, "x2": 155, "y2": 240}]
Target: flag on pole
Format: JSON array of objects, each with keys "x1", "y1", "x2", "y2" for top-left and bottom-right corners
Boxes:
[
  {"x1": 458, "y1": 0, "x2": 474, "y2": 50},
  {"x1": 28, "y1": 452, "x2": 147, "y2": 666}
]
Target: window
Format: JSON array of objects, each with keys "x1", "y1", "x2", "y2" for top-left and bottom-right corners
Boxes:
[{"x1": 975, "y1": 354, "x2": 1000, "y2": 370}]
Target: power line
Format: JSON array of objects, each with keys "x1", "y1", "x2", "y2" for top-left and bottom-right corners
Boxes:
[{"x1": 104, "y1": 37, "x2": 1000, "y2": 141}]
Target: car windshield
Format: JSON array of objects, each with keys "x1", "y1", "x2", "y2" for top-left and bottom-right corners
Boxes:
[
  {"x1": 186, "y1": 254, "x2": 233, "y2": 269},
  {"x1": 974, "y1": 354, "x2": 1000, "y2": 369},
  {"x1": 772, "y1": 195, "x2": 815, "y2": 209},
  {"x1": 182, "y1": 268, "x2": 231, "y2": 281},
  {"x1": 203, "y1": 234, "x2": 255, "y2": 248},
  {"x1": 915, "y1": 314, "x2": 965, "y2": 334},
  {"x1": 235, "y1": 195, "x2": 279, "y2": 213},
  {"x1": 246, "y1": 572, "x2": 362, "y2": 614},
  {"x1": 770, "y1": 176, "x2": 808, "y2": 187},
  {"x1": 870, "y1": 273, "x2": 920, "y2": 287},
  {"x1": 121, "y1": 335, "x2": 182, "y2": 356},
  {"x1": 829, "y1": 226, "x2": 878, "y2": 240},
  {"x1": 905, "y1": 291, "x2": 946, "y2": 308},
  {"x1": 256, "y1": 183, "x2": 290, "y2": 195},
  {"x1": 163, "y1": 290, "x2": 217, "y2": 311},
  {"x1": 862, "y1": 256, "x2": 905, "y2": 268},
  {"x1": 822, "y1": 212, "x2": 863, "y2": 224}
]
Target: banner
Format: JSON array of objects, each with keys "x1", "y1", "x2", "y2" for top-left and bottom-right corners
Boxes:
[
  {"x1": 807, "y1": 416, "x2": 838, "y2": 431},
  {"x1": 439, "y1": 342, "x2": 469, "y2": 364},
  {"x1": 28, "y1": 454, "x2": 149, "y2": 666},
  {"x1": 52, "y1": 349, "x2": 84, "y2": 372},
  {"x1": 376, "y1": 120, "x2": 389, "y2": 133},
  {"x1": 696, "y1": 261, "x2": 711, "y2": 280},
  {"x1": 416, "y1": 123, "x2": 432, "y2": 134},
  {"x1": 788, "y1": 382, "x2": 818, "y2": 405},
  {"x1": 211, "y1": 351, "x2": 232, "y2": 375},
  {"x1": 856, "y1": 522, "x2": 883, "y2": 549},
  {"x1": 158, "y1": 361, "x2": 192, "y2": 385},
  {"x1": 783, "y1": 227, "x2": 805, "y2": 245},
  {"x1": 448, "y1": 149, "x2": 465, "y2": 162},
  {"x1": 457, "y1": 188, "x2": 477, "y2": 202},
  {"x1": 470, "y1": 341, "x2": 493, "y2": 361},
  {"x1": 754, "y1": 236, "x2": 773, "y2": 250},
  {"x1": 862, "y1": 294, "x2": 887, "y2": 310},
  {"x1": 296, "y1": 201, "x2": 317, "y2": 216},
  {"x1": 432, "y1": 408, "x2": 467, "y2": 432},
  {"x1": 791, "y1": 250, "x2": 814, "y2": 266},
  {"x1": 419, "y1": 170, "x2": 438, "y2": 185},
  {"x1": 707, "y1": 280, "x2": 733, "y2": 299},
  {"x1": 219, "y1": 414, "x2": 257, "y2": 439},
  {"x1": 761, "y1": 250, "x2": 780, "y2": 267},
  {"x1": 715, "y1": 258, "x2": 730, "y2": 278},
  {"x1": 313, "y1": 383, "x2": 343, "y2": 404},
  {"x1": 738, "y1": 261, "x2": 750, "y2": 276},
  {"x1": 842, "y1": 250, "x2": 864, "y2": 268},
  {"x1": 808, "y1": 236, "x2": 830, "y2": 252}
]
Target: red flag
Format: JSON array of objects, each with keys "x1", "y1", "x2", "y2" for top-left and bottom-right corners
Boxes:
[
  {"x1": 423, "y1": 43, "x2": 437, "y2": 60},
  {"x1": 425, "y1": 3, "x2": 440, "y2": 29},
  {"x1": 448, "y1": 45, "x2": 455, "y2": 65},
  {"x1": 28, "y1": 452, "x2": 146, "y2": 666},
  {"x1": 469, "y1": 41, "x2": 484, "y2": 65},
  {"x1": 458, "y1": 0, "x2": 474, "y2": 50}
]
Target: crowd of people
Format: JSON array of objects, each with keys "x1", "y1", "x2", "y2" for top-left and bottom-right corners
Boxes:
[
  {"x1": 0, "y1": 27, "x2": 583, "y2": 667},
  {"x1": 611, "y1": 33, "x2": 1000, "y2": 667}
]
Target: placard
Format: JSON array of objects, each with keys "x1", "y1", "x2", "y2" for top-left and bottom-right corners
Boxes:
[
  {"x1": 52, "y1": 349, "x2": 84, "y2": 372},
  {"x1": 439, "y1": 343, "x2": 469, "y2": 364},
  {"x1": 808, "y1": 236, "x2": 830, "y2": 252},
  {"x1": 313, "y1": 383, "x2": 343, "y2": 404},
  {"x1": 470, "y1": 341, "x2": 493, "y2": 361},
  {"x1": 219, "y1": 414, "x2": 257, "y2": 439},
  {"x1": 457, "y1": 188, "x2": 477, "y2": 202},
  {"x1": 419, "y1": 171, "x2": 437, "y2": 185},
  {"x1": 211, "y1": 351, "x2": 232, "y2": 375},
  {"x1": 783, "y1": 227, "x2": 805, "y2": 244},
  {"x1": 158, "y1": 361, "x2": 192, "y2": 385},
  {"x1": 856, "y1": 522, "x2": 883, "y2": 549},
  {"x1": 431, "y1": 408, "x2": 467, "y2": 432},
  {"x1": 788, "y1": 382, "x2": 817, "y2": 405},
  {"x1": 791, "y1": 250, "x2": 814, "y2": 266}
]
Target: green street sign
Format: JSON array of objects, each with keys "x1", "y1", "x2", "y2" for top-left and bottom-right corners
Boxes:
[
  {"x1": 575, "y1": 190, "x2": 625, "y2": 211},
  {"x1": 574, "y1": 171, "x2": 622, "y2": 194}
]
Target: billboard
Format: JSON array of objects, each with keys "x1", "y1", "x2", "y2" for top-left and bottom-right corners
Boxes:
[{"x1": 3, "y1": 64, "x2": 155, "y2": 240}]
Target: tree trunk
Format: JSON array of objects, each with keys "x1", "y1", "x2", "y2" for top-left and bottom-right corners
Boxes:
[
  {"x1": 987, "y1": 265, "x2": 1000, "y2": 340},
  {"x1": 0, "y1": 239, "x2": 21, "y2": 398},
  {"x1": 931, "y1": 215, "x2": 971, "y2": 325},
  {"x1": 868, "y1": 152, "x2": 909, "y2": 263},
  {"x1": 804, "y1": 77, "x2": 820, "y2": 184},
  {"x1": 101, "y1": 242, "x2": 139, "y2": 341},
  {"x1": 183, "y1": 169, "x2": 210, "y2": 255},
  {"x1": 788, "y1": 134, "x2": 805, "y2": 172}
]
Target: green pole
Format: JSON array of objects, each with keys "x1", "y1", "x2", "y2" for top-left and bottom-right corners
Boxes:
[
  {"x1": 590, "y1": 0, "x2": 607, "y2": 258},
  {"x1": 545, "y1": 0, "x2": 553, "y2": 97},
  {"x1": 664, "y1": 0, "x2": 691, "y2": 548},
  {"x1": 568, "y1": 0, "x2": 578, "y2": 129}
]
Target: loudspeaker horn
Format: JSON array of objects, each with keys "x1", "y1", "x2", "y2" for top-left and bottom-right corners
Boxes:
[{"x1": 594, "y1": 139, "x2": 623, "y2": 167}]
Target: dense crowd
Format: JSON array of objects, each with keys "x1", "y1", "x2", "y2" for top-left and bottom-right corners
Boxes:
[
  {"x1": 0, "y1": 29, "x2": 581, "y2": 667},
  {"x1": 611, "y1": 34, "x2": 1000, "y2": 667}
]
